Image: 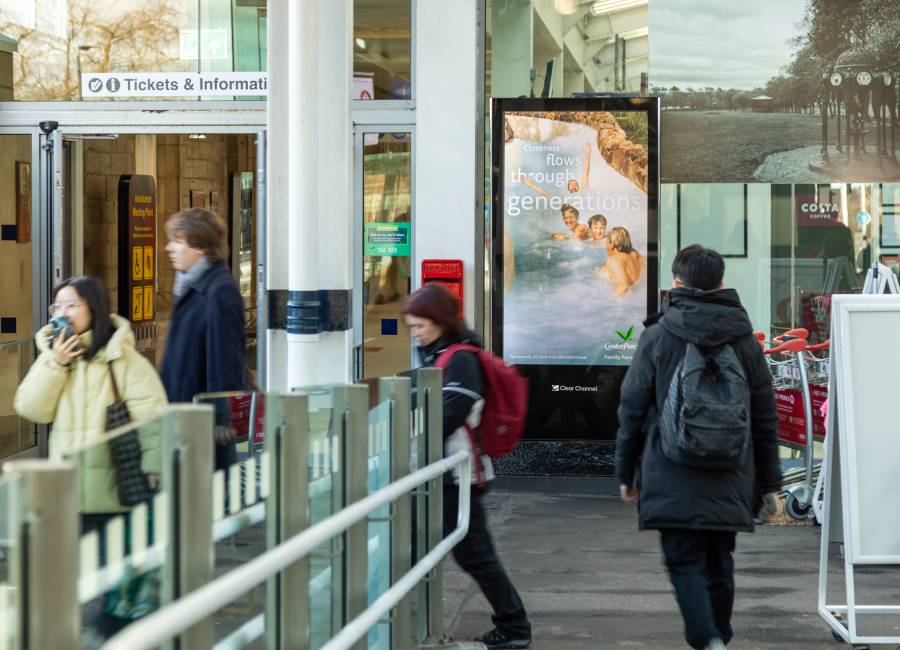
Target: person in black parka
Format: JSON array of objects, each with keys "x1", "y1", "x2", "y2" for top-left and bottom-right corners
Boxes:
[
  {"x1": 616, "y1": 245, "x2": 782, "y2": 650},
  {"x1": 160, "y1": 208, "x2": 248, "y2": 471},
  {"x1": 403, "y1": 284, "x2": 532, "y2": 650}
]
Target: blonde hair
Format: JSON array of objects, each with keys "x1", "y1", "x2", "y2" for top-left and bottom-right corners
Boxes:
[
  {"x1": 607, "y1": 226, "x2": 634, "y2": 253},
  {"x1": 165, "y1": 208, "x2": 228, "y2": 263}
]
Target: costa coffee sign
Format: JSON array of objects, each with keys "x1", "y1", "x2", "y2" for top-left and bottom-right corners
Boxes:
[{"x1": 796, "y1": 194, "x2": 842, "y2": 228}]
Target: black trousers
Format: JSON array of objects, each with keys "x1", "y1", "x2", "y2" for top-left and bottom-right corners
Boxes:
[
  {"x1": 443, "y1": 483, "x2": 531, "y2": 638},
  {"x1": 659, "y1": 529, "x2": 737, "y2": 649}
]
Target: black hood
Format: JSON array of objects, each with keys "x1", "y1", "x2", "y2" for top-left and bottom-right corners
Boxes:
[
  {"x1": 417, "y1": 327, "x2": 482, "y2": 367},
  {"x1": 659, "y1": 287, "x2": 753, "y2": 347}
]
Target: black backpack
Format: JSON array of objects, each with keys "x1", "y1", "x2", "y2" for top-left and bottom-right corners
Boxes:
[{"x1": 659, "y1": 342, "x2": 751, "y2": 468}]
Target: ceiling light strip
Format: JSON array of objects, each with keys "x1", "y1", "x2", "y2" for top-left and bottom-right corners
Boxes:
[{"x1": 591, "y1": 0, "x2": 648, "y2": 16}]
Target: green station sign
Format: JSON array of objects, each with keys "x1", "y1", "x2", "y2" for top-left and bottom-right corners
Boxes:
[{"x1": 364, "y1": 222, "x2": 411, "y2": 256}]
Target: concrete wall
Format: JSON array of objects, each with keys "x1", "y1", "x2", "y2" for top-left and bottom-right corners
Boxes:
[{"x1": 416, "y1": 0, "x2": 478, "y2": 322}]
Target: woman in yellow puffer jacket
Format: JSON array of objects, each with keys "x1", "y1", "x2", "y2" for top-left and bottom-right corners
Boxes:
[{"x1": 14, "y1": 276, "x2": 167, "y2": 514}]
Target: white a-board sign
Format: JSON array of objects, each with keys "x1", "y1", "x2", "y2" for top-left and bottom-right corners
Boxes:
[{"x1": 818, "y1": 294, "x2": 900, "y2": 645}]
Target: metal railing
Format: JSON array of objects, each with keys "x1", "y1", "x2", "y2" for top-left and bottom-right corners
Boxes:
[
  {"x1": 103, "y1": 450, "x2": 471, "y2": 650},
  {"x1": 0, "y1": 367, "x2": 454, "y2": 650}
]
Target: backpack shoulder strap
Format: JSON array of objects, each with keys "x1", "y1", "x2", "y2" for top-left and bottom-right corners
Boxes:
[{"x1": 435, "y1": 343, "x2": 480, "y2": 368}]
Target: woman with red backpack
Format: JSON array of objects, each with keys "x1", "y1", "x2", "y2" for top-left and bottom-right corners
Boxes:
[{"x1": 403, "y1": 284, "x2": 532, "y2": 649}]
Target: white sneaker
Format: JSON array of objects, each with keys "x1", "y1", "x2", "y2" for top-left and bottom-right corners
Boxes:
[{"x1": 705, "y1": 639, "x2": 726, "y2": 650}]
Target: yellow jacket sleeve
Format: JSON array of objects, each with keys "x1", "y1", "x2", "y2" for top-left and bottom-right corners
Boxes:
[{"x1": 14, "y1": 349, "x2": 72, "y2": 424}]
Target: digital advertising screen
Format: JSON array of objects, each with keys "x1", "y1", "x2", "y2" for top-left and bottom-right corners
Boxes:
[{"x1": 491, "y1": 97, "x2": 659, "y2": 440}]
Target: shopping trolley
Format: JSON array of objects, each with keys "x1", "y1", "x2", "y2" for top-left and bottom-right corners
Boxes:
[{"x1": 757, "y1": 329, "x2": 830, "y2": 520}]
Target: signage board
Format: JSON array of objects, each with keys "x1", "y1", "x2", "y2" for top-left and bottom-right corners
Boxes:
[
  {"x1": 775, "y1": 384, "x2": 827, "y2": 446},
  {"x1": 229, "y1": 394, "x2": 265, "y2": 445},
  {"x1": 117, "y1": 175, "x2": 157, "y2": 325},
  {"x1": 82, "y1": 72, "x2": 268, "y2": 98},
  {"x1": 491, "y1": 97, "x2": 659, "y2": 440},
  {"x1": 179, "y1": 28, "x2": 230, "y2": 60},
  {"x1": 354, "y1": 72, "x2": 375, "y2": 100},
  {"x1": 795, "y1": 191, "x2": 843, "y2": 228},
  {"x1": 364, "y1": 222, "x2": 410, "y2": 257}
]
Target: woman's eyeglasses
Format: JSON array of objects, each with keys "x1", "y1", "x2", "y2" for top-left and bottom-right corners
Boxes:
[{"x1": 48, "y1": 301, "x2": 83, "y2": 316}]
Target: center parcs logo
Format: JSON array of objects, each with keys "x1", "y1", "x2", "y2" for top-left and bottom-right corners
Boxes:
[{"x1": 616, "y1": 325, "x2": 635, "y2": 342}]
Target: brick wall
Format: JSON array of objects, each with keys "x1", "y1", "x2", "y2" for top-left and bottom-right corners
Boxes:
[{"x1": 83, "y1": 137, "x2": 137, "y2": 313}]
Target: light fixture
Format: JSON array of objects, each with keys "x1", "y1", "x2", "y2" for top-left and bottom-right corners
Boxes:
[
  {"x1": 355, "y1": 37, "x2": 366, "y2": 49},
  {"x1": 189, "y1": 134, "x2": 207, "y2": 140},
  {"x1": 554, "y1": 0, "x2": 579, "y2": 15},
  {"x1": 591, "y1": 0, "x2": 648, "y2": 16},
  {"x1": 619, "y1": 26, "x2": 648, "y2": 40}
]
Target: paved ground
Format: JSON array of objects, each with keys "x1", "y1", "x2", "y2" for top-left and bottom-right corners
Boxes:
[{"x1": 442, "y1": 490, "x2": 895, "y2": 650}]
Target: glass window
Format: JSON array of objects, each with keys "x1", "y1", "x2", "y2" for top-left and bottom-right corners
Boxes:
[
  {"x1": 486, "y1": 0, "x2": 648, "y2": 99},
  {"x1": 661, "y1": 182, "x2": 885, "y2": 343},
  {"x1": 361, "y1": 132, "x2": 412, "y2": 378},
  {"x1": 0, "y1": 0, "x2": 267, "y2": 101},
  {"x1": 353, "y1": 0, "x2": 412, "y2": 100},
  {"x1": 0, "y1": 134, "x2": 36, "y2": 458}
]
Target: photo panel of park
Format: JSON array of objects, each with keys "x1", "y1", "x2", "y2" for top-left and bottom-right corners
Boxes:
[{"x1": 650, "y1": 0, "x2": 900, "y2": 184}]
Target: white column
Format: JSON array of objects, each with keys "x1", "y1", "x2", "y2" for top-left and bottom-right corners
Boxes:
[
  {"x1": 267, "y1": 0, "x2": 351, "y2": 390},
  {"x1": 286, "y1": 0, "x2": 320, "y2": 389},
  {"x1": 265, "y1": 0, "x2": 289, "y2": 391},
  {"x1": 415, "y1": 0, "x2": 479, "y2": 322},
  {"x1": 315, "y1": 0, "x2": 353, "y2": 384}
]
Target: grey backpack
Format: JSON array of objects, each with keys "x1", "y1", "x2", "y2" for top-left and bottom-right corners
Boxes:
[{"x1": 659, "y1": 342, "x2": 751, "y2": 468}]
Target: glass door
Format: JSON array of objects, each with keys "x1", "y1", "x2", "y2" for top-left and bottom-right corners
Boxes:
[
  {"x1": 0, "y1": 131, "x2": 40, "y2": 459},
  {"x1": 353, "y1": 127, "x2": 414, "y2": 380}
]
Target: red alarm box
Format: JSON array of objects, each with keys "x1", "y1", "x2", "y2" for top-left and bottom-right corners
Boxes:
[{"x1": 421, "y1": 259, "x2": 464, "y2": 318}]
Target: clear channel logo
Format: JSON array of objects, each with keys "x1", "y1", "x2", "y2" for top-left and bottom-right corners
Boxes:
[{"x1": 551, "y1": 384, "x2": 598, "y2": 392}]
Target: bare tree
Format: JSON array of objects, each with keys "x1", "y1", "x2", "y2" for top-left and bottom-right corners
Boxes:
[{"x1": 1, "y1": 0, "x2": 183, "y2": 100}]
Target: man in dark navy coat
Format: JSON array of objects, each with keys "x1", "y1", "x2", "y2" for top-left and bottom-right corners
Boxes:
[{"x1": 160, "y1": 207, "x2": 247, "y2": 470}]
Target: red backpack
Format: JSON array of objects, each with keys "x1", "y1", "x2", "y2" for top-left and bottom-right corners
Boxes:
[{"x1": 435, "y1": 343, "x2": 528, "y2": 457}]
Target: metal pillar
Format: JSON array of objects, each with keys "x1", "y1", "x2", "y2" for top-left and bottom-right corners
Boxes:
[
  {"x1": 5, "y1": 460, "x2": 79, "y2": 649},
  {"x1": 418, "y1": 368, "x2": 446, "y2": 644},
  {"x1": 161, "y1": 404, "x2": 215, "y2": 650},
  {"x1": 256, "y1": 129, "x2": 267, "y2": 390},
  {"x1": 265, "y1": 393, "x2": 311, "y2": 649},
  {"x1": 335, "y1": 384, "x2": 370, "y2": 650},
  {"x1": 381, "y1": 377, "x2": 413, "y2": 649}
]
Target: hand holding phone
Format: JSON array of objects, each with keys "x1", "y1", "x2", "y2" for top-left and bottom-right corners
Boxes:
[{"x1": 49, "y1": 316, "x2": 81, "y2": 367}]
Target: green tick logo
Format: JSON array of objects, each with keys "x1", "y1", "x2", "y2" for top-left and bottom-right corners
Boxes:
[{"x1": 616, "y1": 325, "x2": 635, "y2": 342}]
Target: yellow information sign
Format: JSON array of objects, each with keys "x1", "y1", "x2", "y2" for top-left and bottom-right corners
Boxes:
[
  {"x1": 132, "y1": 246, "x2": 143, "y2": 281},
  {"x1": 143, "y1": 246, "x2": 154, "y2": 280},
  {"x1": 143, "y1": 286, "x2": 154, "y2": 319},
  {"x1": 132, "y1": 287, "x2": 143, "y2": 321}
]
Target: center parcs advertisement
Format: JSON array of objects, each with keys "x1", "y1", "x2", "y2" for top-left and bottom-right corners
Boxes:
[{"x1": 494, "y1": 99, "x2": 657, "y2": 366}]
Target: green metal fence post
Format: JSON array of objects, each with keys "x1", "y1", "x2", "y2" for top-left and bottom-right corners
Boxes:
[
  {"x1": 161, "y1": 404, "x2": 215, "y2": 650},
  {"x1": 5, "y1": 460, "x2": 79, "y2": 650},
  {"x1": 418, "y1": 368, "x2": 446, "y2": 644},
  {"x1": 380, "y1": 376, "x2": 412, "y2": 650},
  {"x1": 265, "y1": 393, "x2": 311, "y2": 649},
  {"x1": 334, "y1": 384, "x2": 370, "y2": 650}
]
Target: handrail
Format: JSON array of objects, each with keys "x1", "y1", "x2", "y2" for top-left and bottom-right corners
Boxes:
[{"x1": 103, "y1": 449, "x2": 472, "y2": 650}]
